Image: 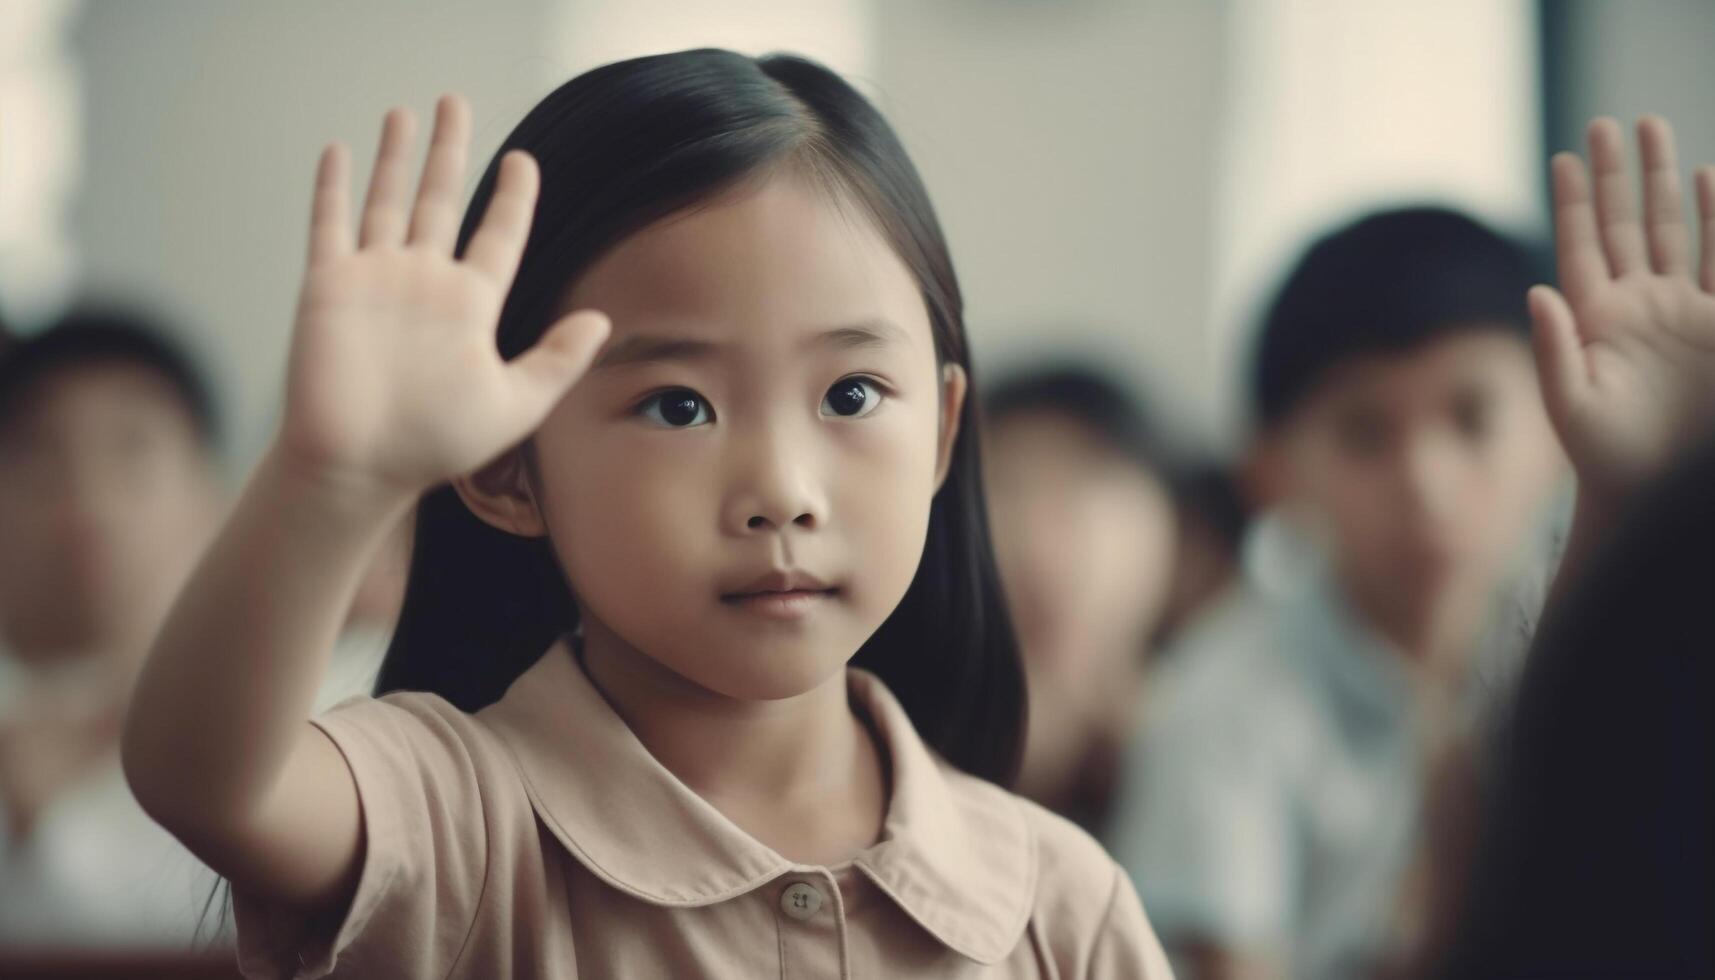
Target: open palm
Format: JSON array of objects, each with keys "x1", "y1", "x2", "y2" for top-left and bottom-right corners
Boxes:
[
  {"x1": 1531, "y1": 116, "x2": 1715, "y2": 502},
  {"x1": 279, "y1": 96, "x2": 608, "y2": 497}
]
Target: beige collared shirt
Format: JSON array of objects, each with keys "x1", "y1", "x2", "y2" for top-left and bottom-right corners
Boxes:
[{"x1": 233, "y1": 641, "x2": 1171, "y2": 978}]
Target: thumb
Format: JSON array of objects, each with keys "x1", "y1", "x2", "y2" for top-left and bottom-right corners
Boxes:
[
  {"x1": 1528, "y1": 284, "x2": 1589, "y2": 429},
  {"x1": 509, "y1": 309, "x2": 611, "y2": 416}
]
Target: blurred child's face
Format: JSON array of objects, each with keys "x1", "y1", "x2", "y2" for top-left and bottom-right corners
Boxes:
[
  {"x1": 523, "y1": 175, "x2": 960, "y2": 701},
  {"x1": 0, "y1": 365, "x2": 220, "y2": 657},
  {"x1": 1263, "y1": 329, "x2": 1563, "y2": 649},
  {"x1": 986, "y1": 412, "x2": 1175, "y2": 689}
]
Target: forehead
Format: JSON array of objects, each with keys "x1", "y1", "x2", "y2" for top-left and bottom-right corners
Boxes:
[
  {"x1": 991, "y1": 412, "x2": 1115, "y2": 466},
  {"x1": 1312, "y1": 328, "x2": 1535, "y2": 409},
  {"x1": 2, "y1": 362, "x2": 200, "y2": 439},
  {"x1": 988, "y1": 411, "x2": 1163, "y2": 490},
  {"x1": 563, "y1": 174, "x2": 930, "y2": 352}
]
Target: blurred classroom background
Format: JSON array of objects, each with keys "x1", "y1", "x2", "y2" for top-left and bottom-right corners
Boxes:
[
  {"x1": 5, "y1": 0, "x2": 1707, "y2": 463},
  {"x1": 2, "y1": 1, "x2": 1712, "y2": 977}
]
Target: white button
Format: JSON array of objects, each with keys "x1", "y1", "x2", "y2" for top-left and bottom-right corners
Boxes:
[{"x1": 780, "y1": 881, "x2": 823, "y2": 921}]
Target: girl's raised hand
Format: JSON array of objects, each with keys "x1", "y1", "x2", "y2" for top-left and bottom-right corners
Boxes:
[
  {"x1": 278, "y1": 96, "x2": 609, "y2": 500},
  {"x1": 1531, "y1": 116, "x2": 1715, "y2": 507}
]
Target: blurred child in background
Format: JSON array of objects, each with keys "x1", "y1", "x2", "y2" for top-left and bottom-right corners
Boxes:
[
  {"x1": 1111, "y1": 205, "x2": 1569, "y2": 979},
  {"x1": 984, "y1": 366, "x2": 1180, "y2": 837},
  {"x1": 0, "y1": 309, "x2": 227, "y2": 949}
]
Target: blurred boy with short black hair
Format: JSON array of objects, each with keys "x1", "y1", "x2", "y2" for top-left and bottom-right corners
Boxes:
[{"x1": 1111, "y1": 207, "x2": 1567, "y2": 979}]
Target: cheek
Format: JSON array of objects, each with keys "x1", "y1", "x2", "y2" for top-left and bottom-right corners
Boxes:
[
  {"x1": 1488, "y1": 410, "x2": 1563, "y2": 507},
  {"x1": 528, "y1": 387, "x2": 945, "y2": 664},
  {"x1": 1312, "y1": 467, "x2": 1405, "y2": 567},
  {"x1": 1299, "y1": 443, "x2": 1389, "y2": 525},
  {"x1": 542, "y1": 432, "x2": 714, "y2": 594},
  {"x1": 1107, "y1": 497, "x2": 1176, "y2": 601},
  {"x1": 833, "y1": 405, "x2": 941, "y2": 572}
]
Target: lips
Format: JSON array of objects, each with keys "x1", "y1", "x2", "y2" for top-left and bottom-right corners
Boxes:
[
  {"x1": 718, "y1": 569, "x2": 840, "y2": 621},
  {"x1": 720, "y1": 568, "x2": 838, "y2": 601}
]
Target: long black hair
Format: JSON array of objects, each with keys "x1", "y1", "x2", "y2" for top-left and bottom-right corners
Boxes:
[{"x1": 374, "y1": 49, "x2": 1026, "y2": 786}]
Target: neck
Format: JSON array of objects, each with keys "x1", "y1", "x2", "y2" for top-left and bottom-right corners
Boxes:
[{"x1": 576, "y1": 615, "x2": 882, "y2": 816}]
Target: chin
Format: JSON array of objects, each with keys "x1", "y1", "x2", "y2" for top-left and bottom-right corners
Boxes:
[{"x1": 665, "y1": 636, "x2": 856, "y2": 703}]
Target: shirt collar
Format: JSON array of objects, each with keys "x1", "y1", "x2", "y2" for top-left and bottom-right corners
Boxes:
[{"x1": 475, "y1": 640, "x2": 1034, "y2": 963}]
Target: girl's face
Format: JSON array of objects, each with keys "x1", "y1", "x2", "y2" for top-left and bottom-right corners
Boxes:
[{"x1": 499, "y1": 174, "x2": 962, "y2": 701}]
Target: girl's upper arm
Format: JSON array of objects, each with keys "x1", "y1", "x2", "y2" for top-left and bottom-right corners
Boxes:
[
  {"x1": 181, "y1": 723, "x2": 366, "y2": 914},
  {"x1": 224, "y1": 697, "x2": 500, "y2": 978}
]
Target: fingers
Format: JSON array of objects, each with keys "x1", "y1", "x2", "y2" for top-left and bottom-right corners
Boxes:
[
  {"x1": 463, "y1": 151, "x2": 540, "y2": 285},
  {"x1": 407, "y1": 95, "x2": 472, "y2": 253},
  {"x1": 1637, "y1": 116, "x2": 1691, "y2": 277},
  {"x1": 359, "y1": 108, "x2": 418, "y2": 248},
  {"x1": 509, "y1": 310, "x2": 612, "y2": 418},
  {"x1": 1551, "y1": 153, "x2": 1609, "y2": 308},
  {"x1": 1587, "y1": 117, "x2": 1649, "y2": 278},
  {"x1": 1527, "y1": 284, "x2": 1589, "y2": 428},
  {"x1": 1698, "y1": 166, "x2": 1715, "y2": 293},
  {"x1": 307, "y1": 143, "x2": 353, "y2": 267}
]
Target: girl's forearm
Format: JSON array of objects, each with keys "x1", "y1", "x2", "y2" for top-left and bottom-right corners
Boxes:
[{"x1": 121, "y1": 444, "x2": 414, "y2": 828}]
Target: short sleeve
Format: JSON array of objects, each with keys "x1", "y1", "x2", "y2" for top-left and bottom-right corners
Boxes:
[
  {"x1": 1108, "y1": 705, "x2": 1296, "y2": 953},
  {"x1": 1087, "y1": 863, "x2": 1175, "y2": 979},
  {"x1": 230, "y1": 693, "x2": 503, "y2": 979}
]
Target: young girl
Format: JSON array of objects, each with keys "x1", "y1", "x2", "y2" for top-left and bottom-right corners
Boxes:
[
  {"x1": 118, "y1": 45, "x2": 1714, "y2": 978},
  {"x1": 121, "y1": 49, "x2": 1167, "y2": 977}
]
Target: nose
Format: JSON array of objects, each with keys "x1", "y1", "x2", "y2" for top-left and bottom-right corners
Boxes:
[
  {"x1": 1398, "y1": 429, "x2": 1462, "y2": 527},
  {"x1": 723, "y1": 424, "x2": 827, "y2": 536}
]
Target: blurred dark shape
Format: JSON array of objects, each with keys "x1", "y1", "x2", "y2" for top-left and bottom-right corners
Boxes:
[
  {"x1": 1153, "y1": 462, "x2": 1247, "y2": 651},
  {"x1": 0, "y1": 950, "x2": 243, "y2": 979},
  {"x1": 1433, "y1": 436, "x2": 1715, "y2": 979}
]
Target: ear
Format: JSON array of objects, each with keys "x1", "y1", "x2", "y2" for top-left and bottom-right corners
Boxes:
[
  {"x1": 451, "y1": 447, "x2": 548, "y2": 538},
  {"x1": 933, "y1": 362, "x2": 968, "y2": 493}
]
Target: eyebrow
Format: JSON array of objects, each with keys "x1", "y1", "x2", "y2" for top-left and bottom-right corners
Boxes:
[
  {"x1": 589, "y1": 336, "x2": 718, "y2": 372},
  {"x1": 814, "y1": 318, "x2": 909, "y2": 352},
  {"x1": 589, "y1": 317, "x2": 909, "y2": 371}
]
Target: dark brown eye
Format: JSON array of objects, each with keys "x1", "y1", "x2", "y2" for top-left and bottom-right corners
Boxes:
[
  {"x1": 640, "y1": 388, "x2": 712, "y2": 427},
  {"x1": 822, "y1": 377, "x2": 882, "y2": 418},
  {"x1": 1452, "y1": 389, "x2": 1493, "y2": 441}
]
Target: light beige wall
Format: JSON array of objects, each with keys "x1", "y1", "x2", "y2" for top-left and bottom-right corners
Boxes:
[
  {"x1": 71, "y1": 1, "x2": 555, "y2": 465},
  {"x1": 869, "y1": 0, "x2": 1228, "y2": 443},
  {"x1": 68, "y1": 0, "x2": 1229, "y2": 465}
]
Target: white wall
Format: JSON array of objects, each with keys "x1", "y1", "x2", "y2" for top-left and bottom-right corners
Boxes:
[
  {"x1": 548, "y1": 0, "x2": 872, "y2": 79},
  {"x1": 0, "y1": 0, "x2": 80, "y2": 326},
  {"x1": 871, "y1": 0, "x2": 1228, "y2": 444},
  {"x1": 68, "y1": 0, "x2": 889, "y2": 466},
  {"x1": 1210, "y1": 0, "x2": 1541, "y2": 444},
  {"x1": 65, "y1": 0, "x2": 1230, "y2": 464},
  {"x1": 53, "y1": 0, "x2": 1715, "y2": 469},
  {"x1": 71, "y1": 1, "x2": 554, "y2": 463}
]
